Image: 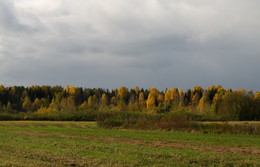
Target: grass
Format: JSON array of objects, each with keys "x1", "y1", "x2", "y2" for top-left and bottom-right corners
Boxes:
[{"x1": 0, "y1": 121, "x2": 259, "y2": 166}]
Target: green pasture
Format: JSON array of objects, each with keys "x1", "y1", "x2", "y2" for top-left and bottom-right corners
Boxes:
[{"x1": 0, "y1": 121, "x2": 259, "y2": 166}]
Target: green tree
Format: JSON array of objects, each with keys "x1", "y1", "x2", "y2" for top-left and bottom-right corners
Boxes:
[
  {"x1": 218, "y1": 92, "x2": 254, "y2": 120},
  {"x1": 4, "y1": 101, "x2": 14, "y2": 113}
]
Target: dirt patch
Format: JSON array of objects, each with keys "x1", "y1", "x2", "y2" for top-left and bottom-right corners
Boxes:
[
  {"x1": 61, "y1": 134, "x2": 260, "y2": 156},
  {"x1": 147, "y1": 141, "x2": 260, "y2": 156},
  {"x1": 15, "y1": 130, "x2": 52, "y2": 137},
  {"x1": 77, "y1": 135, "x2": 260, "y2": 156}
]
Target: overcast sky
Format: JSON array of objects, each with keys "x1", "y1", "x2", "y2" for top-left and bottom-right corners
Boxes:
[{"x1": 0, "y1": 0, "x2": 260, "y2": 90}]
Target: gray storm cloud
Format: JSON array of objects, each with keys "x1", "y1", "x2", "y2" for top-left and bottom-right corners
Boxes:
[{"x1": 0, "y1": 0, "x2": 260, "y2": 90}]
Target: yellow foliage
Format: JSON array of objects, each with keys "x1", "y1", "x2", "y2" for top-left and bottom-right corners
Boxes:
[
  {"x1": 88, "y1": 96, "x2": 94, "y2": 108},
  {"x1": 139, "y1": 92, "x2": 145, "y2": 103},
  {"x1": 171, "y1": 88, "x2": 179, "y2": 102},
  {"x1": 88, "y1": 95, "x2": 98, "y2": 109},
  {"x1": 22, "y1": 96, "x2": 32, "y2": 111},
  {"x1": 111, "y1": 96, "x2": 117, "y2": 106},
  {"x1": 101, "y1": 94, "x2": 108, "y2": 107},
  {"x1": 33, "y1": 98, "x2": 42, "y2": 111},
  {"x1": 147, "y1": 93, "x2": 156, "y2": 108},
  {"x1": 134, "y1": 86, "x2": 139, "y2": 94},
  {"x1": 191, "y1": 93, "x2": 200, "y2": 105},
  {"x1": 0, "y1": 85, "x2": 4, "y2": 91},
  {"x1": 255, "y1": 92, "x2": 260, "y2": 99},
  {"x1": 207, "y1": 85, "x2": 222, "y2": 92},
  {"x1": 149, "y1": 87, "x2": 159, "y2": 96},
  {"x1": 212, "y1": 93, "x2": 222, "y2": 105},
  {"x1": 79, "y1": 101, "x2": 88, "y2": 110},
  {"x1": 118, "y1": 86, "x2": 127, "y2": 99},
  {"x1": 61, "y1": 96, "x2": 76, "y2": 111},
  {"x1": 235, "y1": 89, "x2": 246, "y2": 94},
  {"x1": 36, "y1": 107, "x2": 50, "y2": 114},
  {"x1": 65, "y1": 86, "x2": 76, "y2": 95},
  {"x1": 157, "y1": 94, "x2": 164, "y2": 104},
  {"x1": 138, "y1": 92, "x2": 146, "y2": 111},
  {"x1": 197, "y1": 96, "x2": 210, "y2": 114},
  {"x1": 164, "y1": 89, "x2": 171, "y2": 104},
  {"x1": 179, "y1": 88, "x2": 184, "y2": 104},
  {"x1": 192, "y1": 86, "x2": 203, "y2": 93}
]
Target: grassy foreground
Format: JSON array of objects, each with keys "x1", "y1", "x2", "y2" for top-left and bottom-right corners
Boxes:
[{"x1": 0, "y1": 121, "x2": 259, "y2": 167}]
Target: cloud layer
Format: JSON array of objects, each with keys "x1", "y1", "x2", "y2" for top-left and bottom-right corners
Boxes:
[{"x1": 0, "y1": 0, "x2": 260, "y2": 90}]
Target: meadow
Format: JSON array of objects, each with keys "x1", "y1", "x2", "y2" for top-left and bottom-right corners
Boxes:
[{"x1": 0, "y1": 121, "x2": 259, "y2": 166}]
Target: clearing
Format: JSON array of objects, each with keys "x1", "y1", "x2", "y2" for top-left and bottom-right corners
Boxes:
[{"x1": 0, "y1": 121, "x2": 259, "y2": 166}]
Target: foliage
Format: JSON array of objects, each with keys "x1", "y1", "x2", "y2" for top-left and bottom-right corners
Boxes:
[{"x1": 0, "y1": 85, "x2": 259, "y2": 121}]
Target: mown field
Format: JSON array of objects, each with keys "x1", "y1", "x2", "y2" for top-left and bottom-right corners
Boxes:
[{"x1": 0, "y1": 121, "x2": 259, "y2": 167}]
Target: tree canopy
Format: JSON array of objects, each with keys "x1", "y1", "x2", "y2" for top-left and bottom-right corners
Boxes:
[{"x1": 0, "y1": 85, "x2": 259, "y2": 121}]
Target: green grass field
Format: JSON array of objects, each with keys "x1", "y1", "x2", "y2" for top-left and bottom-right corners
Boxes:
[{"x1": 0, "y1": 121, "x2": 259, "y2": 167}]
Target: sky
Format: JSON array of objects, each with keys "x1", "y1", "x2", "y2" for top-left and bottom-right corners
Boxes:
[{"x1": 0, "y1": 0, "x2": 260, "y2": 91}]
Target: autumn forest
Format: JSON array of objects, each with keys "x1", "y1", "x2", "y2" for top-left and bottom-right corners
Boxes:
[{"x1": 0, "y1": 85, "x2": 259, "y2": 121}]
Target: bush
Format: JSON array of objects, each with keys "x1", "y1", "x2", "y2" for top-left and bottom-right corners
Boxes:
[
  {"x1": 97, "y1": 111, "x2": 191, "y2": 130},
  {"x1": 101, "y1": 119, "x2": 124, "y2": 128}
]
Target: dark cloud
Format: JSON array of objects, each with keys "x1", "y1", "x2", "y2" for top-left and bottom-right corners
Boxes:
[{"x1": 0, "y1": 0, "x2": 260, "y2": 90}]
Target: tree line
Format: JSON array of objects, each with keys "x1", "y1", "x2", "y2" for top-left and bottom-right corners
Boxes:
[{"x1": 0, "y1": 85, "x2": 259, "y2": 121}]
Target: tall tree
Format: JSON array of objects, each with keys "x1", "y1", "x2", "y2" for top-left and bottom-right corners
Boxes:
[{"x1": 22, "y1": 96, "x2": 32, "y2": 112}]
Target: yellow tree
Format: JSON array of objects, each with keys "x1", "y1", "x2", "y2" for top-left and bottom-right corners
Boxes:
[
  {"x1": 191, "y1": 93, "x2": 200, "y2": 106},
  {"x1": 179, "y1": 88, "x2": 184, "y2": 104},
  {"x1": 192, "y1": 86, "x2": 204, "y2": 100},
  {"x1": 32, "y1": 98, "x2": 42, "y2": 111},
  {"x1": 64, "y1": 96, "x2": 76, "y2": 112},
  {"x1": 211, "y1": 93, "x2": 221, "y2": 114},
  {"x1": 149, "y1": 87, "x2": 159, "y2": 97},
  {"x1": 87, "y1": 95, "x2": 98, "y2": 109},
  {"x1": 164, "y1": 89, "x2": 171, "y2": 105},
  {"x1": 111, "y1": 96, "x2": 117, "y2": 106},
  {"x1": 157, "y1": 94, "x2": 164, "y2": 106},
  {"x1": 118, "y1": 86, "x2": 127, "y2": 99},
  {"x1": 147, "y1": 93, "x2": 156, "y2": 108},
  {"x1": 101, "y1": 93, "x2": 108, "y2": 108},
  {"x1": 87, "y1": 96, "x2": 94, "y2": 109},
  {"x1": 65, "y1": 86, "x2": 76, "y2": 95},
  {"x1": 79, "y1": 101, "x2": 88, "y2": 110},
  {"x1": 171, "y1": 88, "x2": 180, "y2": 103},
  {"x1": 197, "y1": 94, "x2": 211, "y2": 114},
  {"x1": 138, "y1": 92, "x2": 146, "y2": 111},
  {"x1": 255, "y1": 92, "x2": 260, "y2": 99},
  {"x1": 235, "y1": 89, "x2": 246, "y2": 94},
  {"x1": 22, "y1": 96, "x2": 32, "y2": 112},
  {"x1": 146, "y1": 87, "x2": 159, "y2": 109},
  {"x1": 134, "y1": 86, "x2": 139, "y2": 94}
]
